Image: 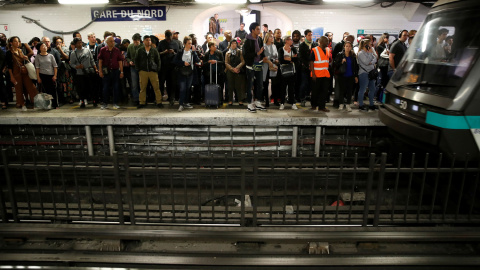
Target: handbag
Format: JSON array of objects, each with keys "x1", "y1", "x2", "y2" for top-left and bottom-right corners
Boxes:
[
  {"x1": 361, "y1": 65, "x2": 378, "y2": 80},
  {"x1": 24, "y1": 60, "x2": 37, "y2": 80},
  {"x1": 83, "y1": 67, "x2": 96, "y2": 74},
  {"x1": 178, "y1": 52, "x2": 193, "y2": 76},
  {"x1": 280, "y1": 63, "x2": 295, "y2": 77},
  {"x1": 339, "y1": 61, "x2": 347, "y2": 74},
  {"x1": 34, "y1": 89, "x2": 53, "y2": 110},
  {"x1": 280, "y1": 49, "x2": 295, "y2": 77},
  {"x1": 179, "y1": 66, "x2": 193, "y2": 76},
  {"x1": 269, "y1": 64, "x2": 278, "y2": 77}
]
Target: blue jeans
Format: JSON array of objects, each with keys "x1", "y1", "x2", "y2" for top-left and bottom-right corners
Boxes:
[
  {"x1": 178, "y1": 73, "x2": 194, "y2": 106},
  {"x1": 102, "y1": 69, "x2": 120, "y2": 105},
  {"x1": 246, "y1": 65, "x2": 263, "y2": 103},
  {"x1": 358, "y1": 72, "x2": 377, "y2": 107},
  {"x1": 130, "y1": 68, "x2": 139, "y2": 102}
]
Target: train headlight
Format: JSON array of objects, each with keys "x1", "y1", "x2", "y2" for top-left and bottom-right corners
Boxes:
[
  {"x1": 412, "y1": 105, "x2": 419, "y2": 112},
  {"x1": 394, "y1": 98, "x2": 401, "y2": 105}
]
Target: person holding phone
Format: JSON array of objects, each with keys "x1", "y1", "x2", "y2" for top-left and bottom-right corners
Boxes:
[{"x1": 357, "y1": 39, "x2": 377, "y2": 111}]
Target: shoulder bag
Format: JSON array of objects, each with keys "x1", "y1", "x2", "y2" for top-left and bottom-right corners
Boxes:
[
  {"x1": 280, "y1": 49, "x2": 295, "y2": 77},
  {"x1": 24, "y1": 59, "x2": 37, "y2": 80},
  {"x1": 75, "y1": 50, "x2": 95, "y2": 74},
  {"x1": 178, "y1": 52, "x2": 193, "y2": 76},
  {"x1": 360, "y1": 64, "x2": 378, "y2": 81}
]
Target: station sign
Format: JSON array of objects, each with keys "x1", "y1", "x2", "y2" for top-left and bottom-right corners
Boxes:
[{"x1": 91, "y1": 6, "x2": 167, "y2": 22}]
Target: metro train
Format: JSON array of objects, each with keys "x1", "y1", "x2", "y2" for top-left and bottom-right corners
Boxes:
[{"x1": 378, "y1": 0, "x2": 480, "y2": 159}]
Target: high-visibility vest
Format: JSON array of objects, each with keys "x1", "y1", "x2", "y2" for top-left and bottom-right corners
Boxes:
[{"x1": 311, "y1": 46, "x2": 330, "y2": 78}]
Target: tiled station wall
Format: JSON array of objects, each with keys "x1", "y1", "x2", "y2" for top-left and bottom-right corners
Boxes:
[{"x1": 0, "y1": 2, "x2": 427, "y2": 45}]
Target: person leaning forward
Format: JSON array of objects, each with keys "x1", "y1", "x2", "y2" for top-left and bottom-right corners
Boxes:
[{"x1": 135, "y1": 35, "x2": 162, "y2": 108}]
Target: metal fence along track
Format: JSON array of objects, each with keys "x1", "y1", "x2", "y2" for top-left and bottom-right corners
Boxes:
[{"x1": 1, "y1": 149, "x2": 479, "y2": 227}]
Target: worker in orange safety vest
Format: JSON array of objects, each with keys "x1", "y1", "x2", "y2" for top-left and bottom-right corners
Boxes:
[{"x1": 309, "y1": 36, "x2": 331, "y2": 112}]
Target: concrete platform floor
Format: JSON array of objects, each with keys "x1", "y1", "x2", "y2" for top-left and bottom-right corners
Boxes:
[{"x1": 0, "y1": 101, "x2": 384, "y2": 126}]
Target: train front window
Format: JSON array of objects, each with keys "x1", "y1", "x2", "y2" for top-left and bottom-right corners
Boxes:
[{"x1": 391, "y1": 9, "x2": 480, "y2": 98}]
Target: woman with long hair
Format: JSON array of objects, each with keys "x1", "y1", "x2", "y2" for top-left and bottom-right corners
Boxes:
[
  {"x1": 357, "y1": 39, "x2": 378, "y2": 111},
  {"x1": 5, "y1": 36, "x2": 38, "y2": 111},
  {"x1": 376, "y1": 33, "x2": 390, "y2": 100},
  {"x1": 262, "y1": 32, "x2": 279, "y2": 108},
  {"x1": 173, "y1": 36, "x2": 201, "y2": 112},
  {"x1": 334, "y1": 41, "x2": 358, "y2": 112}
]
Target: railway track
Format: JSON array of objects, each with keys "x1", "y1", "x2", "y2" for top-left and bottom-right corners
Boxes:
[{"x1": 1, "y1": 224, "x2": 480, "y2": 268}]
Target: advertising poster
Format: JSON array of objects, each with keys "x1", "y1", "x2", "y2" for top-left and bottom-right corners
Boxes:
[
  {"x1": 312, "y1": 27, "x2": 324, "y2": 42},
  {"x1": 357, "y1": 29, "x2": 398, "y2": 44}
]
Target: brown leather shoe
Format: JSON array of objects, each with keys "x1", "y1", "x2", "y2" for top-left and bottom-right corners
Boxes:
[{"x1": 319, "y1": 108, "x2": 330, "y2": 112}]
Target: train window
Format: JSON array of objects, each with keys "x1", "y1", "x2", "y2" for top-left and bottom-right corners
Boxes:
[{"x1": 391, "y1": 9, "x2": 480, "y2": 99}]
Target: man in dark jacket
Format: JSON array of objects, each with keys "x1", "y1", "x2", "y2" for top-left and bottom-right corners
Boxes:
[
  {"x1": 243, "y1": 22, "x2": 266, "y2": 113},
  {"x1": 0, "y1": 39, "x2": 6, "y2": 109},
  {"x1": 135, "y1": 36, "x2": 162, "y2": 108},
  {"x1": 158, "y1": 30, "x2": 180, "y2": 105},
  {"x1": 298, "y1": 29, "x2": 317, "y2": 107}
]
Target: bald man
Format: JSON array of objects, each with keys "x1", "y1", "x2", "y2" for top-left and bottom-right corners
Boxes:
[{"x1": 98, "y1": 36, "x2": 124, "y2": 109}]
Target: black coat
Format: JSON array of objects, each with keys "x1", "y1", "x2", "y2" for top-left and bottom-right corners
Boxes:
[
  {"x1": 334, "y1": 51, "x2": 358, "y2": 77},
  {"x1": 277, "y1": 46, "x2": 298, "y2": 65},
  {"x1": 202, "y1": 50, "x2": 224, "y2": 76},
  {"x1": 298, "y1": 41, "x2": 317, "y2": 71},
  {"x1": 242, "y1": 35, "x2": 264, "y2": 67}
]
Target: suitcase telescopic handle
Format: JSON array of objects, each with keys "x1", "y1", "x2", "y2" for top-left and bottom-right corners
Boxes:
[{"x1": 210, "y1": 61, "x2": 217, "y2": 84}]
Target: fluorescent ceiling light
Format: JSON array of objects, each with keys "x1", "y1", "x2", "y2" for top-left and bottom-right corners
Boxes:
[
  {"x1": 323, "y1": 0, "x2": 373, "y2": 2},
  {"x1": 195, "y1": 0, "x2": 247, "y2": 4},
  {"x1": 250, "y1": 0, "x2": 261, "y2": 3},
  {"x1": 58, "y1": 0, "x2": 109, "y2": 4}
]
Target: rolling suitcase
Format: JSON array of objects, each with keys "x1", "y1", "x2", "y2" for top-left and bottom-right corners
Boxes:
[{"x1": 204, "y1": 62, "x2": 222, "y2": 108}]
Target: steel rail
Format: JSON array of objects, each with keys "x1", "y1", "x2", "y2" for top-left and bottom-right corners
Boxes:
[
  {"x1": 1, "y1": 225, "x2": 480, "y2": 242},
  {"x1": 1, "y1": 252, "x2": 479, "y2": 266}
]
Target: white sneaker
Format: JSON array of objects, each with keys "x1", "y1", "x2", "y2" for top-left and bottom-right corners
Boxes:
[
  {"x1": 255, "y1": 100, "x2": 266, "y2": 111},
  {"x1": 84, "y1": 99, "x2": 88, "y2": 105},
  {"x1": 346, "y1": 104, "x2": 352, "y2": 112},
  {"x1": 101, "y1": 104, "x2": 107, "y2": 110},
  {"x1": 113, "y1": 104, "x2": 120, "y2": 110},
  {"x1": 279, "y1": 104, "x2": 285, "y2": 110},
  {"x1": 184, "y1": 103, "x2": 193, "y2": 109},
  {"x1": 247, "y1": 103, "x2": 257, "y2": 113},
  {"x1": 78, "y1": 100, "x2": 83, "y2": 106},
  {"x1": 178, "y1": 105, "x2": 184, "y2": 112},
  {"x1": 338, "y1": 104, "x2": 344, "y2": 110},
  {"x1": 21, "y1": 105, "x2": 27, "y2": 112},
  {"x1": 292, "y1": 104, "x2": 298, "y2": 110}
]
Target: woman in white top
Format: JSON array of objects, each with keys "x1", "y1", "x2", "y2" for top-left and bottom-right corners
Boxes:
[
  {"x1": 277, "y1": 36, "x2": 298, "y2": 110},
  {"x1": 173, "y1": 36, "x2": 201, "y2": 112},
  {"x1": 262, "y1": 33, "x2": 279, "y2": 108},
  {"x1": 34, "y1": 42, "x2": 58, "y2": 108},
  {"x1": 357, "y1": 39, "x2": 378, "y2": 111}
]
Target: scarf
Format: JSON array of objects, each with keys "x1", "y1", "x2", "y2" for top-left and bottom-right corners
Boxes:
[
  {"x1": 229, "y1": 48, "x2": 237, "y2": 56},
  {"x1": 304, "y1": 39, "x2": 313, "y2": 49},
  {"x1": 246, "y1": 33, "x2": 261, "y2": 62}
]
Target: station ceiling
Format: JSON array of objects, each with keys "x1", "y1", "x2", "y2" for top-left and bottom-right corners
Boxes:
[{"x1": 0, "y1": 0, "x2": 438, "y2": 7}]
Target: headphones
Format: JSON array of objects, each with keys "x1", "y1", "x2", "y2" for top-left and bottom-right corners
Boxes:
[{"x1": 399, "y1": 30, "x2": 408, "y2": 38}]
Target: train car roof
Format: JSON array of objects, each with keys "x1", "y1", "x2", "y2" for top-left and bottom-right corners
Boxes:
[{"x1": 433, "y1": 0, "x2": 478, "y2": 8}]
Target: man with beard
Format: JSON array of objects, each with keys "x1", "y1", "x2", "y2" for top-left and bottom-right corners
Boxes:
[{"x1": 292, "y1": 30, "x2": 302, "y2": 103}]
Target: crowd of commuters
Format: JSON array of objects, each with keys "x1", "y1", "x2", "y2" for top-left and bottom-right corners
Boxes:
[{"x1": 0, "y1": 22, "x2": 419, "y2": 113}]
